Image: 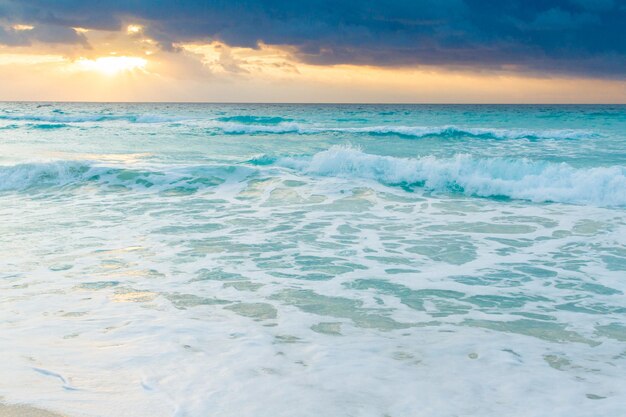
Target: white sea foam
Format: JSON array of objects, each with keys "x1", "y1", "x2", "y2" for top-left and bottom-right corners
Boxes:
[
  {"x1": 268, "y1": 146, "x2": 626, "y2": 206},
  {"x1": 2, "y1": 103, "x2": 625, "y2": 417}
]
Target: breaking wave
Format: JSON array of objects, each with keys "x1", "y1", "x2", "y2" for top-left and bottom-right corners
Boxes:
[
  {"x1": 255, "y1": 146, "x2": 626, "y2": 206},
  {"x1": 5, "y1": 148, "x2": 624, "y2": 206},
  {"x1": 0, "y1": 161, "x2": 254, "y2": 193}
]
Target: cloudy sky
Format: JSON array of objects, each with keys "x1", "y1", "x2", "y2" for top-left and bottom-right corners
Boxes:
[{"x1": 0, "y1": 0, "x2": 625, "y2": 102}]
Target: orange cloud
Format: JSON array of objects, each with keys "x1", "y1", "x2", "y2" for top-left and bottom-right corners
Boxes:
[{"x1": 0, "y1": 27, "x2": 624, "y2": 103}]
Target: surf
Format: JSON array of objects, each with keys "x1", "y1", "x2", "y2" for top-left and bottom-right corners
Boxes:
[{"x1": 255, "y1": 146, "x2": 626, "y2": 206}]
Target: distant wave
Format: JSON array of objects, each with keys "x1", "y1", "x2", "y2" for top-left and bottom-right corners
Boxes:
[
  {"x1": 0, "y1": 161, "x2": 254, "y2": 192},
  {"x1": 0, "y1": 113, "x2": 599, "y2": 139},
  {"x1": 0, "y1": 114, "x2": 185, "y2": 124},
  {"x1": 253, "y1": 146, "x2": 626, "y2": 206},
  {"x1": 213, "y1": 121, "x2": 597, "y2": 140},
  {"x1": 216, "y1": 115, "x2": 293, "y2": 125}
]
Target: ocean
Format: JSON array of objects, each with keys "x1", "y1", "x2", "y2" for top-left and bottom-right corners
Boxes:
[{"x1": 1, "y1": 103, "x2": 625, "y2": 417}]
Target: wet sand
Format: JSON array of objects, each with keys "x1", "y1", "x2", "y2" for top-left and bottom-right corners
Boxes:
[{"x1": 0, "y1": 403, "x2": 66, "y2": 417}]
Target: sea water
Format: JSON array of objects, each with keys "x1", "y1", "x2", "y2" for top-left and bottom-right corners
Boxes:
[{"x1": 0, "y1": 103, "x2": 625, "y2": 417}]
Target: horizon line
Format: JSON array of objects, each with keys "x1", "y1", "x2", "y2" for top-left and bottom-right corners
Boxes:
[{"x1": 2, "y1": 100, "x2": 625, "y2": 106}]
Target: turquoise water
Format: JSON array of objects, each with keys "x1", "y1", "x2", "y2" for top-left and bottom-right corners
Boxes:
[{"x1": 1, "y1": 103, "x2": 625, "y2": 416}]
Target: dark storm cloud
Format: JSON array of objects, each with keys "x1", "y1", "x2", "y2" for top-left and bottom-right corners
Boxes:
[{"x1": 1, "y1": 0, "x2": 625, "y2": 77}]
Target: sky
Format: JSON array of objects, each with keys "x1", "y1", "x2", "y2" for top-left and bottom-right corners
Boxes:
[{"x1": 0, "y1": 0, "x2": 625, "y2": 103}]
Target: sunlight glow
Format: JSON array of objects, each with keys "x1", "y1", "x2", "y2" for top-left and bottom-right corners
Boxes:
[
  {"x1": 127, "y1": 25, "x2": 143, "y2": 35},
  {"x1": 12, "y1": 24, "x2": 34, "y2": 31},
  {"x1": 0, "y1": 53, "x2": 65, "y2": 65},
  {"x1": 76, "y1": 56, "x2": 147, "y2": 75}
]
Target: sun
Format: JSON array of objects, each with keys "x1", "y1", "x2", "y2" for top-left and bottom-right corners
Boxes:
[{"x1": 76, "y1": 56, "x2": 147, "y2": 75}]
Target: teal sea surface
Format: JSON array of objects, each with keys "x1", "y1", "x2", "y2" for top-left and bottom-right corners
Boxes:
[{"x1": 1, "y1": 103, "x2": 625, "y2": 417}]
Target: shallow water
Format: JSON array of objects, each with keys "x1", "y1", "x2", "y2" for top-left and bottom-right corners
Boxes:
[{"x1": 1, "y1": 103, "x2": 625, "y2": 417}]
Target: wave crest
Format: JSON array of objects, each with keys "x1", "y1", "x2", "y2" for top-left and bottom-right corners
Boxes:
[
  {"x1": 0, "y1": 161, "x2": 254, "y2": 192},
  {"x1": 0, "y1": 161, "x2": 94, "y2": 191},
  {"x1": 264, "y1": 146, "x2": 626, "y2": 206}
]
